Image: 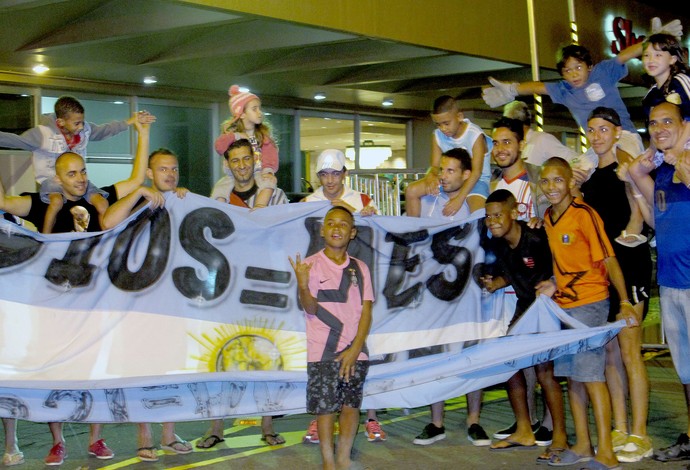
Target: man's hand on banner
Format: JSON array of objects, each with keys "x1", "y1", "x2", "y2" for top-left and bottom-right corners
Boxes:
[
  {"x1": 360, "y1": 205, "x2": 377, "y2": 217},
  {"x1": 479, "y1": 274, "x2": 507, "y2": 294},
  {"x1": 330, "y1": 199, "x2": 357, "y2": 214},
  {"x1": 174, "y1": 187, "x2": 189, "y2": 199},
  {"x1": 617, "y1": 301, "x2": 639, "y2": 328},
  {"x1": 141, "y1": 187, "x2": 165, "y2": 209},
  {"x1": 535, "y1": 278, "x2": 557, "y2": 298}
]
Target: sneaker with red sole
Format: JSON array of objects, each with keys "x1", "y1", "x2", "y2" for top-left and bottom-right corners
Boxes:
[
  {"x1": 44, "y1": 442, "x2": 66, "y2": 466},
  {"x1": 88, "y1": 439, "x2": 115, "y2": 460},
  {"x1": 365, "y1": 419, "x2": 387, "y2": 442},
  {"x1": 303, "y1": 419, "x2": 320, "y2": 444}
]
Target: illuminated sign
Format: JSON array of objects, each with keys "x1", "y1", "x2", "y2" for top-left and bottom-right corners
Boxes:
[{"x1": 610, "y1": 17, "x2": 645, "y2": 55}]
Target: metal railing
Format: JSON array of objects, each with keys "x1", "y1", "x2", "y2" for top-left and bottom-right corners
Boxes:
[{"x1": 346, "y1": 169, "x2": 427, "y2": 216}]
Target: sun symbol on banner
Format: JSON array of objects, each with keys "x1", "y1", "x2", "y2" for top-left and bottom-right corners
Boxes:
[{"x1": 191, "y1": 319, "x2": 306, "y2": 372}]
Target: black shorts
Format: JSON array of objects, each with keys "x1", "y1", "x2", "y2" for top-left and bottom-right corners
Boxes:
[
  {"x1": 306, "y1": 360, "x2": 368, "y2": 415},
  {"x1": 608, "y1": 243, "x2": 653, "y2": 322}
]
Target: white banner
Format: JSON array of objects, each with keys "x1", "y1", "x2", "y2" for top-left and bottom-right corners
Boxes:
[{"x1": 0, "y1": 195, "x2": 620, "y2": 422}]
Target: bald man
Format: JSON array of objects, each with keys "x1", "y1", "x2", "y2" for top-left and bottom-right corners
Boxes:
[
  {"x1": 1, "y1": 152, "x2": 110, "y2": 232},
  {"x1": 1, "y1": 118, "x2": 155, "y2": 234}
]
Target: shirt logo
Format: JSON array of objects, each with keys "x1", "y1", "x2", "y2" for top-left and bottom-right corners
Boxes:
[
  {"x1": 348, "y1": 268, "x2": 359, "y2": 287},
  {"x1": 561, "y1": 233, "x2": 572, "y2": 245},
  {"x1": 585, "y1": 83, "x2": 605, "y2": 102},
  {"x1": 517, "y1": 202, "x2": 528, "y2": 217},
  {"x1": 522, "y1": 257, "x2": 535, "y2": 268}
]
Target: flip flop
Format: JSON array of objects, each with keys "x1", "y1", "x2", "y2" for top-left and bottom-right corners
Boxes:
[
  {"x1": 548, "y1": 448, "x2": 592, "y2": 466},
  {"x1": 161, "y1": 439, "x2": 193, "y2": 454},
  {"x1": 490, "y1": 439, "x2": 536, "y2": 451},
  {"x1": 579, "y1": 459, "x2": 621, "y2": 470},
  {"x1": 136, "y1": 447, "x2": 159, "y2": 462},
  {"x1": 261, "y1": 433, "x2": 286, "y2": 446},
  {"x1": 537, "y1": 447, "x2": 567, "y2": 465},
  {"x1": 196, "y1": 434, "x2": 225, "y2": 449},
  {"x1": 615, "y1": 231, "x2": 647, "y2": 248}
]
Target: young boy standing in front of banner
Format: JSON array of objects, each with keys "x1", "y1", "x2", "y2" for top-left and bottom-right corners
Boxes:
[
  {"x1": 537, "y1": 157, "x2": 637, "y2": 470},
  {"x1": 289, "y1": 206, "x2": 373, "y2": 470}
]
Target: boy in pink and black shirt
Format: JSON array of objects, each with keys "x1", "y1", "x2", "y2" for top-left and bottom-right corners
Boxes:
[{"x1": 289, "y1": 206, "x2": 374, "y2": 470}]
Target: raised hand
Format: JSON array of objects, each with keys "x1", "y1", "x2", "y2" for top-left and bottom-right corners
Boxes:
[
  {"x1": 288, "y1": 253, "x2": 312, "y2": 287},
  {"x1": 482, "y1": 77, "x2": 519, "y2": 108}
]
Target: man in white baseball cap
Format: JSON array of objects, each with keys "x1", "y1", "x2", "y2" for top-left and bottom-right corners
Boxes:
[{"x1": 302, "y1": 149, "x2": 377, "y2": 216}]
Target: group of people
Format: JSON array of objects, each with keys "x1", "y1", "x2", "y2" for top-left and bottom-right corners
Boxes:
[
  {"x1": 405, "y1": 16, "x2": 688, "y2": 470},
  {"x1": 1, "y1": 13, "x2": 690, "y2": 470},
  {"x1": 0, "y1": 87, "x2": 381, "y2": 468}
]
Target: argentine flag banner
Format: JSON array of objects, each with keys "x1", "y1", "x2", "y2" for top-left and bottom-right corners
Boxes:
[{"x1": 0, "y1": 194, "x2": 622, "y2": 423}]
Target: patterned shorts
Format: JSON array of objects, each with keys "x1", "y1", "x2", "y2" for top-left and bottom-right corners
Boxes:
[{"x1": 307, "y1": 360, "x2": 369, "y2": 414}]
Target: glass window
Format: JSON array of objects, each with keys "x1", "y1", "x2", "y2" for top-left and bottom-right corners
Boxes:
[
  {"x1": 0, "y1": 93, "x2": 33, "y2": 134},
  {"x1": 299, "y1": 114, "x2": 407, "y2": 175},
  {"x1": 0, "y1": 92, "x2": 35, "y2": 194},
  {"x1": 84, "y1": 159, "x2": 137, "y2": 189},
  {"x1": 356, "y1": 119, "x2": 406, "y2": 169}
]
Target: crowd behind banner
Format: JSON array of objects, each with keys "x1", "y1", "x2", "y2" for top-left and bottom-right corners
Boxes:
[{"x1": 0, "y1": 197, "x2": 622, "y2": 423}]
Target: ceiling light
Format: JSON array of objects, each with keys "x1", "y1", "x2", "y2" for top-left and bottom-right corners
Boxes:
[
  {"x1": 382, "y1": 98, "x2": 394, "y2": 107},
  {"x1": 238, "y1": 86, "x2": 250, "y2": 93},
  {"x1": 314, "y1": 92, "x2": 326, "y2": 101},
  {"x1": 143, "y1": 76, "x2": 157, "y2": 85},
  {"x1": 113, "y1": 101, "x2": 125, "y2": 105},
  {"x1": 32, "y1": 64, "x2": 49, "y2": 74}
]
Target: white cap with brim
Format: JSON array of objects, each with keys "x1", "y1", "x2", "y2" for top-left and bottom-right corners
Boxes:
[{"x1": 316, "y1": 149, "x2": 346, "y2": 172}]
